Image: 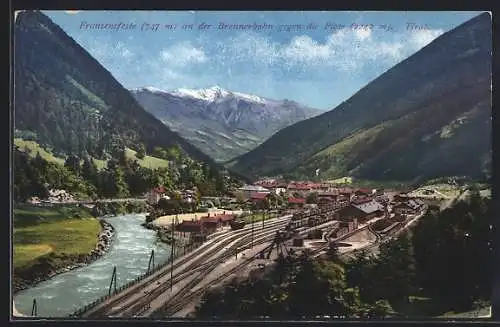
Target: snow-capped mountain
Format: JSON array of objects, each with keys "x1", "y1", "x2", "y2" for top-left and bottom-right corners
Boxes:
[{"x1": 130, "y1": 86, "x2": 322, "y2": 162}]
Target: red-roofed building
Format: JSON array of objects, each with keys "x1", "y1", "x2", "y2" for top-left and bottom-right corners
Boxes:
[
  {"x1": 309, "y1": 183, "x2": 322, "y2": 190},
  {"x1": 176, "y1": 220, "x2": 203, "y2": 233},
  {"x1": 147, "y1": 186, "x2": 168, "y2": 204},
  {"x1": 338, "y1": 187, "x2": 355, "y2": 196},
  {"x1": 176, "y1": 213, "x2": 236, "y2": 235},
  {"x1": 287, "y1": 182, "x2": 312, "y2": 196},
  {"x1": 250, "y1": 192, "x2": 269, "y2": 203},
  {"x1": 319, "y1": 183, "x2": 331, "y2": 191},
  {"x1": 317, "y1": 190, "x2": 339, "y2": 202},
  {"x1": 201, "y1": 213, "x2": 236, "y2": 228}
]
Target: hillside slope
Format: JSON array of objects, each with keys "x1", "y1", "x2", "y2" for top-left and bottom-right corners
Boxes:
[
  {"x1": 229, "y1": 12, "x2": 492, "y2": 183},
  {"x1": 131, "y1": 86, "x2": 321, "y2": 162},
  {"x1": 14, "y1": 10, "x2": 215, "y2": 166}
]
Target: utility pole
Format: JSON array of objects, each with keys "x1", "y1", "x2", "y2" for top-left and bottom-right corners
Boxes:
[
  {"x1": 170, "y1": 221, "x2": 174, "y2": 292},
  {"x1": 108, "y1": 266, "x2": 117, "y2": 296},
  {"x1": 147, "y1": 249, "x2": 155, "y2": 273},
  {"x1": 31, "y1": 299, "x2": 37, "y2": 317},
  {"x1": 251, "y1": 214, "x2": 254, "y2": 249}
]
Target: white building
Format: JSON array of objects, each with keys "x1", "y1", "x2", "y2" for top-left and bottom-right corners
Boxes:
[{"x1": 237, "y1": 185, "x2": 270, "y2": 199}]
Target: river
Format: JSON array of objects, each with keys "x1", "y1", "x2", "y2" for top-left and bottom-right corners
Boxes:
[{"x1": 14, "y1": 214, "x2": 172, "y2": 317}]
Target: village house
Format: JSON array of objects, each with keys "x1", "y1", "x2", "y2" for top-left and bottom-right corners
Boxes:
[
  {"x1": 237, "y1": 185, "x2": 270, "y2": 200},
  {"x1": 272, "y1": 182, "x2": 288, "y2": 196},
  {"x1": 181, "y1": 189, "x2": 197, "y2": 204},
  {"x1": 319, "y1": 183, "x2": 331, "y2": 191},
  {"x1": 254, "y1": 179, "x2": 288, "y2": 195},
  {"x1": 337, "y1": 187, "x2": 355, "y2": 200},
  {"x1": 175, "y1": 213, "x2": 235, "y2": 241},
  {"x1": 287, "y1": 197, "x2": 306, "y2": 209},
  {"x1": 287, "y1": 182, "x2": 308, "y2": 195},
  {"x1": 175, "y1": 220, "x2": 214, "y2": 243},
  {"x1": 147, "y1": 186, "x2": 168, "y2": 204},
  {"x1": 249, "y1": 192, "x2": 269, "y2": 205},
  {"x1": 201, "y1": 213, "x2": 236, "y2": 228},
  {"x1": 317, "y1": 190, "x2": 339, "y2": 203},
  {"x1": 287, "y1": 182, "x2": 317, "y2": 196},
  {"x1": 392, "y1": 198, "x2": 425, "y2": 215}
]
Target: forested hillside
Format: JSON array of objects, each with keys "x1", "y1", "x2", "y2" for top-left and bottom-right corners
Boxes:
[
  {"x1": 14, "y1": 10, "x2": 214, "y2": 165},
  {"x1": 14, "y1": 144, "x2": 239, "y2": 202},
  {"x1": 229, "y1": 13, "x2": 491, "y2": 183},
  {"x1": 13, "y1": 10, "x2": 247, "y2": 202}
]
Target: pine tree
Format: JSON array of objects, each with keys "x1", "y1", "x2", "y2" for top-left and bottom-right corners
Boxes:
[{"x1": 64, "y1": 154, "x2": 81, "y2": 175}]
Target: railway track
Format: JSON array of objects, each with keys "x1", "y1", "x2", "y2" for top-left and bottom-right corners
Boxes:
[
  {"x1": 110, "y1": 227, "x2": 283, "y2": 318},
  {"x1": 124, "y1": 216, "x2": 344, "y2": 318},
  {"x1": 151, "y1": 214, "x2": 352, "y2": 317},
  {"x1": 153, "y1": 235, "x2": 277, "y2": 317},
  {"x1": 82, "y1": 217, "x2": 290, "y2": 318},
  {"x1": 159, "y1": 248, "x2": 270, "y2": 317}
]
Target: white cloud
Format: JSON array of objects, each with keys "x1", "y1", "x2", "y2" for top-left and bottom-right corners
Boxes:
[
  {"x1": 160, "y1": 41, "x2": 208, "y2": 67},
  {"x1": 115, "y1": 42, "x2": 133, "y2": 59},
  {"x1": 217, "y1": 27, "x2": 444, "y2": 73},
  {"x1": 408, "y1": 29, "x2": 445, "y2": 48},
  {"x1": 85, "y1": 39, "x2": 135, "y2": 63},
  {"x1": 355, "y1": 28, "x2": 372, "y2": 40}
]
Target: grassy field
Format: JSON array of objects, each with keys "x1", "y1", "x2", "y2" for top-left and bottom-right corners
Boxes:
[
  {"x1": 14, "y1": 138, "x2": 65, "y2": 165},
  {"x1": 327, "y1": 177, "x2": 353, "y2": 184},
  {"x1": 14, "y1": 138, "x2": 108, "y2": 170},
  {"x1": 14, "y1": 138, "x2": 168, "y2": 171},
  {"x1": 13, "y1": 204, "x2": 101, "y2": 271},
  {"x1": 125, "y1": 148, "x2": 169, "y2": 169},
  {"x1": 409, "y1": 183, "x2": 463, "y2": 199}
]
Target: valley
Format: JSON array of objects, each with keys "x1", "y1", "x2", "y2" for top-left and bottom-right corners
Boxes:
[
  {"x1": 228, "y1": 12, "x2": 492, "y2": 183},
  {"x1": 11, "y1": 10, "x2": 492, "y2": 322}
]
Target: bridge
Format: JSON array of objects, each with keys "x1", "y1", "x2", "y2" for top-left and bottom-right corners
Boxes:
[{"x1": 31, "y1": 198, "x2": 147, "y2": 206}]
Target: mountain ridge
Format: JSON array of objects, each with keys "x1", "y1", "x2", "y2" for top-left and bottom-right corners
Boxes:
[
  {"x1": 131, "y1": 86, "x2": 322, "y2": 162},
  {"x1": 14, "y1": 10, "x2": 217, "y2": 166},
  {"x1": 228, "y1": 12, "x2": 491, "y2": 183}
]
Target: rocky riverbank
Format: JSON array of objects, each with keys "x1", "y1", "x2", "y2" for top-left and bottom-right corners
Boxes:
[{"x1": 13, "y1": 219, "x2": 115, "y2": 295}]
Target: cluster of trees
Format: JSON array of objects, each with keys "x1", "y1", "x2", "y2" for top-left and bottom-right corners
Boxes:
[
  {"x1": 196, "y1": 252, "x2": 394, "y2": 319},
  {"x1": 195, "y1": 192, "x2": 491, "y2": 318},
  {"x1": 14, "y1": 148, "x2": 95, "y2": 201},
  {"x1": 14, "y1": 143, "x2": 238, "y2": 202}
]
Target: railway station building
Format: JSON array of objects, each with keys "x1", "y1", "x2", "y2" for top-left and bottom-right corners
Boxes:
[{"x1": 338, "y1": 199, "x2": 386, "y2": 223}]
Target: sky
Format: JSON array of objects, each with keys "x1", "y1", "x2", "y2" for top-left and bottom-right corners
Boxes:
[{"x1": 43, "y1": 10, "x2": 484, "y2": 110}]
